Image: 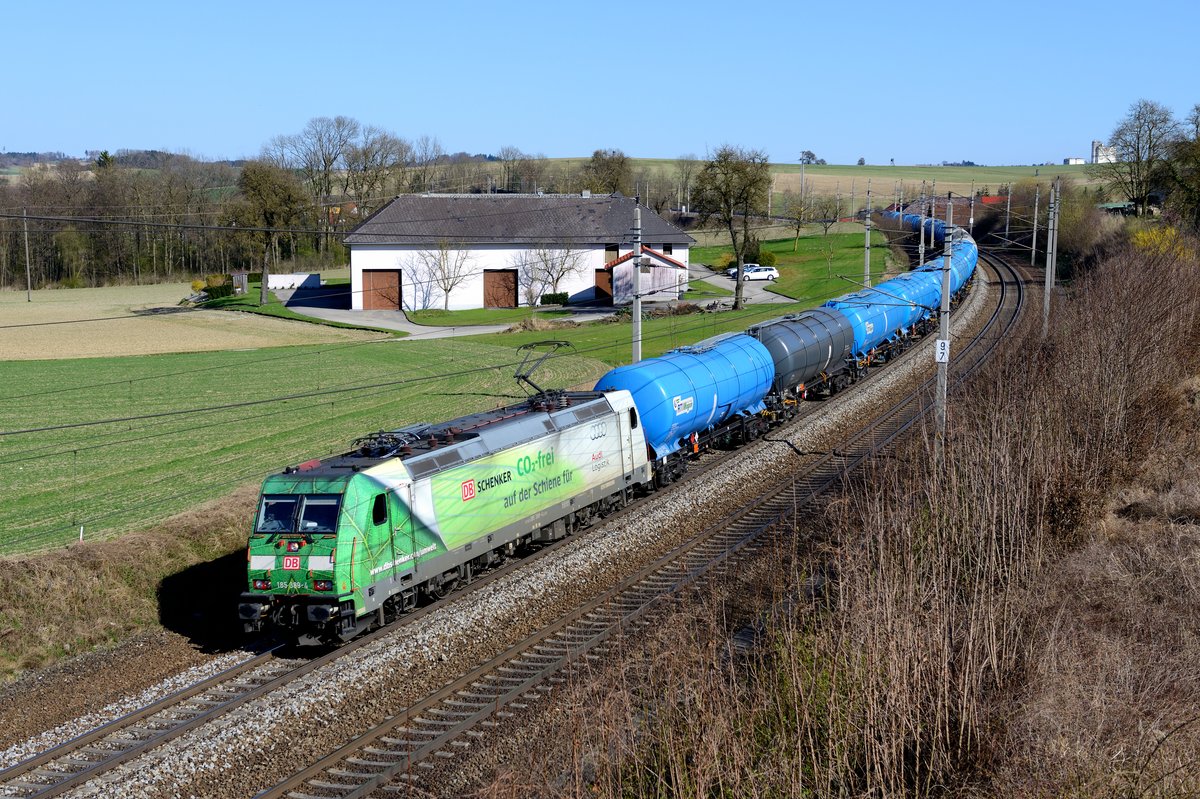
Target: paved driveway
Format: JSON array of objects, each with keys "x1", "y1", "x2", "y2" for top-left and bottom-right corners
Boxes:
[
  {"x1": 276, "y1": 268, "x2": 788, "y2": 339},
  {"x1": 688, "y1": 264, "x2": 792, "y2": 307},
  {"x1": 274, "y1": 286, "x2": 512, "y2": 339}
]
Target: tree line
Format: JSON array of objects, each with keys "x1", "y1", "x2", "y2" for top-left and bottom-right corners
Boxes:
[{"x1": 0, "y1": 117, "x2": 712, "y2": 292}]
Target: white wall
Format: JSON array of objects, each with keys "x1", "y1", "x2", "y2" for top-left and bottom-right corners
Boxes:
[
  {"x1": 267, "y1": 273, "x2": 320, "y2": 290},
  {"x1": 350, "y1": 243, "x2": 690, "y2": 310}
]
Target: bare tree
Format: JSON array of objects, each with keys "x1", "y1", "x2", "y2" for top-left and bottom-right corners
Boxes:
[
  {"x1": 1094, "y1": 99, "x2": 1180, "y2": 215},
  {"x1": 531, "y1": 243, "x2": 588, "y2": 294},
  {"x1": 404, "y1": 240, "x2": 473, "y2": 310},
  {"x1": 345, "y1": 126, "x2": 411, "y2": 217},
  {"x1": 784, "y1": 189, "x2": 815, "y2": 250},
  {"x1": 675, "y1": 153, "x2": 699, "y2": 210},
  {"x1": 1166, "y1": 108, "x2": 1200, "y2": 230},
  {"x1": 409, "y1": 135, "x2": 445, "y2": 193},
  {"x1": 292, "y1": 116, "x2": 358, "y2": 204},
  {"x1": 511, "y1": 251, "x2": 546, "y2": 306},
  {"x1": 497, "y1": 145, "x2": 523, "y2": 192},
  {"x1": 693, "y1": 144, "x2": 771, "y2": 310},
  {"x1": 441, "y1": 153, "x2": 487, "y2": 194},
  {"x1": 398, "y1": 254, "x2": 434, "y2": 310},
  {"x1": 514, "y1": 152, "x2": 548, "y2": 193},
  {"x1": 813, "y1": 195, "x2": 841, "y2": 236}
]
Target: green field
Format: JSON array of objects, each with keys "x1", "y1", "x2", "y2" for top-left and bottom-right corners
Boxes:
[
  {"x1": 0, "y1": 340, "x2": 611, "y2": 554},
  {"x1": 692, "y1": 230, "x2": 896, "y2": 302}
]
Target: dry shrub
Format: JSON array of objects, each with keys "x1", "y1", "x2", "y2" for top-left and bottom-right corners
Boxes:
[
  {"x1": 503, "y1": 316, "x2": 581, "y2": 333},
  {"x1": 469, "y1": 237, "x2": 1200, "y2": 797}
]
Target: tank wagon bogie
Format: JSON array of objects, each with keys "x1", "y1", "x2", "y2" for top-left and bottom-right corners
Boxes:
[{"x1": 240, "y1": 390, "x2": 650, "y2": 644}]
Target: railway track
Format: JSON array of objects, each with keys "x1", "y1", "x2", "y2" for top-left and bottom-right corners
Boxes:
[
  {"x1": 0, "y1": 651, "x2": 287, "y2": 798},
  {"x1": 253, "y1": 253, "x2": 1026, "y2": 798},
  {"x1": 0, "y1": 254, "x2": 1024, "y2": 799}
]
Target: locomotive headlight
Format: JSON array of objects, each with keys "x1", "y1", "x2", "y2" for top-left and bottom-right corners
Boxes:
[
  {"x1": 287, "y1": 541, "x2": 301, "y2": 552},
  {"x1": 253, "y1": 579, "x2": 271, "y2": 590},
  {"x1": 312, "y1": 580, "x2": 334, "y2": 592}
]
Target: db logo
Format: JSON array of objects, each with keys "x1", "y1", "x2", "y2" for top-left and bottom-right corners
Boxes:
[
  {"x1": 282, "y1": 555, "x2": 301, "y2": 570},
  {"x1": 461, "y1": 480, "x2": 476, "y2": 502}
]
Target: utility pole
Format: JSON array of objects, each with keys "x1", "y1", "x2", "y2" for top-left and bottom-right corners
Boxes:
[
  {"x1": 918, "y1": 186, "x2": 926, "y2": 266},
  {"x1": 23, "y1": 207, "x2": 33, "y2": 302},
  {"x1": 864, "y1": 183, "x2": 872, "y2": 288},
  {"x1": 632, "y1": 205, "x2": 643, "y2": 363},
  {"x1": 968, "y1": 182, "x2": 975, "y2": 236},
  {"x1": 1004, "y1": 183, "x2": 1012, "y2": 241},
  {"x1": 1043, "y1": 179, "x2": 1059, "y2": 337},
  {"x1": 1031, "y1": 184, "x2": 1040, "y2": 267},
  {"x1": 934, "y1": 195, "x2": 954, "y2": 467}
]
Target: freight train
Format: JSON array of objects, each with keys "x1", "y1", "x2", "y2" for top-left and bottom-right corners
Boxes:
[{"x1": 239, "y1": 213, "x2": 977, "y2": 643}]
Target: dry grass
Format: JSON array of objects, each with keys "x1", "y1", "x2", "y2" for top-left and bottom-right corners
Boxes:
[
  {"x1": 503, "y1": 316, "x2": 582, "y2": 333},
  {"x1": 464, "y1": 238, "x2": 1200, "y2": 797},
  {"x1": 0, "y1": 484, "x2": 256, "y2": 679},
  {"x1": 0, "y1": 283, "x2": 379, "y2": 360}
]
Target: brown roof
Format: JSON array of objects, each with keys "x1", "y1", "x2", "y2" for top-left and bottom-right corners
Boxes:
[{"x1": 344, "y1": 193, "x2": 694, "y2": 247}]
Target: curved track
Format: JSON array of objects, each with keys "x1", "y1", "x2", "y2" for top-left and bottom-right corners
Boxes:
[{"x1": 254, "y1": 252, "x2": 1026, "y2": 799}]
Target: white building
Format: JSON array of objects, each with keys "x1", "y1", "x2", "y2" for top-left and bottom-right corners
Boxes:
[
  {"x1": 344, "y1": 193, "x2": 694, "y2": 311},
  {"x1": 1063, "y1": 157, "x2": 1085, "y2": 165},
  {"x1": 1092, "y1": 140, "x2": 1117, "y2": 164}
]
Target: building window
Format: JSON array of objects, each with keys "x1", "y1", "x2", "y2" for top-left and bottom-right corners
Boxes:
[
  {"x1": 605, "y1": 244, "x2": 619, "y2": 263},
  {"x1": 662, "y1": 244, "x2": 673, "y2": 255}
]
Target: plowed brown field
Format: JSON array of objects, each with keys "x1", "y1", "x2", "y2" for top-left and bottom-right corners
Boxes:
[{"x1": 1, "y1": 283, "x2": 380, "y2": 360}]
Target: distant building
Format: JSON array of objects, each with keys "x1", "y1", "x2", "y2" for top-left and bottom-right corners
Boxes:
[
  {"x1": 1092, "y1": 140, "x2": 1117, "y2": 164},
  {"x1": 1063, "y1": 157, "x2": 1085, "y2": 165},
  {"x1": 344, "y1": 193, "x2": 693, "y2": 310}
]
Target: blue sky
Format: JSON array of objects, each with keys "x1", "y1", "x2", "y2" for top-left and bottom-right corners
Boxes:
[{"x1": 5, "y1": 0, "x2": 1197, "y2": 166}]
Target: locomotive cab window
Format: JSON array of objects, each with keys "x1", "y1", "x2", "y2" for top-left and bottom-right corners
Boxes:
[
  {"x1": 629, "y1": 408, "x2": 639, "y2": 429},
  {"x1": 372, "y1": 494, "x2": 387, "y2": 526},
  {"x1": 256, "y1": 495, "x2": 298, "y2": 533},
  {"x1": 298, "y1": 495, "x2": 341, "y2": 533}
]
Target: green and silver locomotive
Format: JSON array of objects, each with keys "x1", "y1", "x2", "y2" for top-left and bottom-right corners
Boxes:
[{"x1": 239, "y1": 390, "x2": 650, "y2": 644}]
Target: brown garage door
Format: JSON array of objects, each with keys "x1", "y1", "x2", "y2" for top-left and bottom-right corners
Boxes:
[
  {"x1": 483, "y1": 270, "x2": 517, "y2": 308},
  {"x1": 363, "y1": 270, "x2": 402, "y2": 310},
  {"x1": 594, "y1": 269, "x2": 613, "y2": 305}
]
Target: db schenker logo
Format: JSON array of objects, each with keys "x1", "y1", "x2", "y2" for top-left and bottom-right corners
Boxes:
[{"x1": 461, "y1": 480, "x2": 476, "y2": 501}]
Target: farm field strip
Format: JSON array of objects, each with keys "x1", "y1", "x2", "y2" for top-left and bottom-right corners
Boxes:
[{"x1": 0, "y1": 283, "x2": 381, "y2": 361}]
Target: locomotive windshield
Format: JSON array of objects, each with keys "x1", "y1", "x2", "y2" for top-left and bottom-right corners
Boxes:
[{"x1": 255, "y1": 494, "x2": 341, "y2": 534}]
